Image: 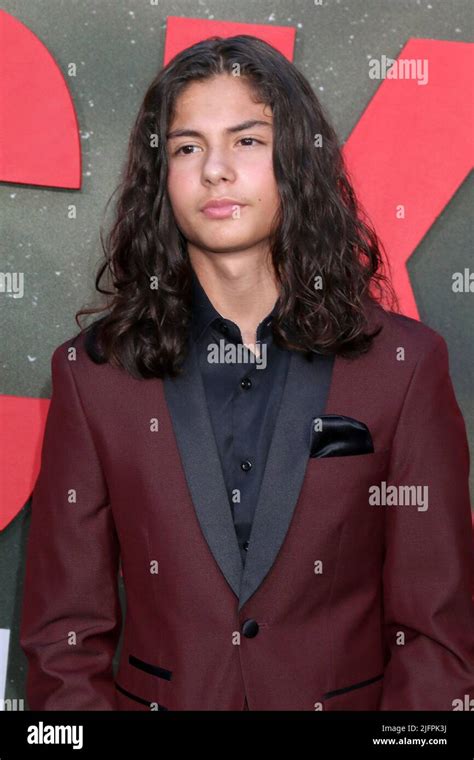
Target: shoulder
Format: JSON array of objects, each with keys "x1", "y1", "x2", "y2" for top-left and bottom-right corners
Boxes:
[
  {"x1": 364, "y1": 298, "x2": 449, "y2": 367},
  {"x1": 51, "y1": 324, "x2": 98, "y2": 365},
  {"x1": 49, "y1": 319, "x2": 122, "y2": 388}
]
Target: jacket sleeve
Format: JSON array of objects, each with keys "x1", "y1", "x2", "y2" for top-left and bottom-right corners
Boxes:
[
  {"x1": 380, "y1": 333, "x2": 474, "y2": 710},
  {"x1": 19, "y1": 343, "x2": 122, "y2": 710}
]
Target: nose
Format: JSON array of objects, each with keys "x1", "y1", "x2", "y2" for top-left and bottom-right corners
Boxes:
[{"x1": 201, "y1": 146, "x2": 237, "y2": 185}]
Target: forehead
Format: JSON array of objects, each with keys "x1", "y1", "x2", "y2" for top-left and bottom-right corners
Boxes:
[{"x1": 169, "y1": 75, "x2": 272, "y2": 126}]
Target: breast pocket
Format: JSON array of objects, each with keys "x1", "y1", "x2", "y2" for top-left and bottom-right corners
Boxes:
[
  {"x1": 303, "y1": 448, "x2": 392, "y2": 522},
  {"x1": 307, "y1": 447, "x2": 391, "y2": 472}
]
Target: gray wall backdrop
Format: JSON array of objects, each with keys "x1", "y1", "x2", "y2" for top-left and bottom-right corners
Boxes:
[{"x1": 1, "y1": 0, "x2": 472, "y2": 705}]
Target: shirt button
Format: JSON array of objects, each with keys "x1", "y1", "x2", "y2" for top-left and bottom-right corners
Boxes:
[
  {"x1": 240, "y1": 377, "x2": 252, "y2": 390},
  {"x1": 241, "y1": 460, "x2": 252, "y2": 472}
]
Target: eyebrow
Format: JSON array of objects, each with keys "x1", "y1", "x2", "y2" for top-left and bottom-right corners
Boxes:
[{"x1": 166, "y1": 119, "x2": 272, "y2": 140}]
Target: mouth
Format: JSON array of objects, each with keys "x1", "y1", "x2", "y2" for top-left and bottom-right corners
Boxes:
[{"x1": 201, "y1": 203, "x2": 247, "y2": 219}]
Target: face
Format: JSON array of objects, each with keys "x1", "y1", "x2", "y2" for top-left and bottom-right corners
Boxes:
[{"x1": 166, "y1": 74, "x2": 280, "y2": 256}]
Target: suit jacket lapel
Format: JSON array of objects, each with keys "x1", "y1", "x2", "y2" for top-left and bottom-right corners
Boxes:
[
  {"x1": 163, "y1": 339, "x2": 335, "y2": 609},
  {"x1": 163, "y1": 339, "x2": 243, "y2": 598},
  {"x1": 238, "y1": 349, "x2": 335, "y2": 610}
]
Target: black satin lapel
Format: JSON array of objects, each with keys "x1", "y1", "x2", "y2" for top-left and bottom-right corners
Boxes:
[
  {"x1": 238, "y1": 350, "x2": 336, "y2": 612},
  {"x1": 162, "y1": 341, "x2": 243, "y2": 599}
]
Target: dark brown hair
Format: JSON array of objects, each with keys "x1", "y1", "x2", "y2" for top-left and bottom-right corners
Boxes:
[{"x1": 76, "y1": 34, "x2": 398, "y2": 379}]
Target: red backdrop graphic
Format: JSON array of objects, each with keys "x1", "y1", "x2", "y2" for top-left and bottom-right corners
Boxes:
[{"x1": 0, "y1": 10, "x2": 81, "y2": 188}]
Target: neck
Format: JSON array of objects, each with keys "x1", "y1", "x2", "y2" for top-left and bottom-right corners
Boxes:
[{"x1": 188, "y1": 248, "x2": 280, "y2": 346}]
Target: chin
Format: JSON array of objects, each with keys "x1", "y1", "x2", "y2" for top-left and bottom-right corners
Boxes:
[{"x1": 195, "y1": 233, "x2": 259, "y2": 253}]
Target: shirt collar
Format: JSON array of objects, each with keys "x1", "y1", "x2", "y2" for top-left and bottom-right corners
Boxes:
[{"x1": 190, "y1": 267, "x2": 279, "y2": 344}]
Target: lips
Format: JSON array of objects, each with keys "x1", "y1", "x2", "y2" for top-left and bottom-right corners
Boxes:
[
  {"x1": 200, "y1": 198, "x2": 247, "y2": 219},
  {"x1": 201, "y1": 197, "x2": 245, "y2": 210}
]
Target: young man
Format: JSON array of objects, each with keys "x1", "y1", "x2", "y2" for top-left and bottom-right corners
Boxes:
[{"x1": 20, "y1": 36, "x2": 473, "y2": 711}]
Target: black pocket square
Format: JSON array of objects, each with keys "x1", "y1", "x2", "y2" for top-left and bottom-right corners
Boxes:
[{"x1": 310, "y1": 414, "x2": 374, "y2": 458}]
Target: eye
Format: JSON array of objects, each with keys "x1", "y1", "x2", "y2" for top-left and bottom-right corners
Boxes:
[
  {"x1": 173, "y1": 144, "x2": 201, "y2": 156},
  {"x1": 237, "y1": 137, "x2": 264, "y2": 147}
]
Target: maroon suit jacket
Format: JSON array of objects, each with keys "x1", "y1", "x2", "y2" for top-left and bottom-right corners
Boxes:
[{"x1": 19, "y1": 301, "x2": 474, "y2": 711}]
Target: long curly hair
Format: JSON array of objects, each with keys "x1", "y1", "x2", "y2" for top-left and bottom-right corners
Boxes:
[{"x1": 76, "y1": 34, "x2": 398, "y2": 379}]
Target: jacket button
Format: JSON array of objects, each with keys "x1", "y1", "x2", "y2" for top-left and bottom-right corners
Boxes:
[
  {"x1": 240, "y1": 377, "x2": 252, "y2": 390},
  {"x1": 242, "y1": 619, "x2": 259, "y2": 638},
  {"x1": 243, "y1": 540, "x2": 249, "y2": 551},
  {"x1": 241, "y1": 460, "x2": 252, "y2": 471}
]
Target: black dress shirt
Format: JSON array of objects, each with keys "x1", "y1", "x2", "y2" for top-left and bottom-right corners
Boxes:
[{"x1": 190, "y1": 268, "x2": 291, "y2": 566}]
